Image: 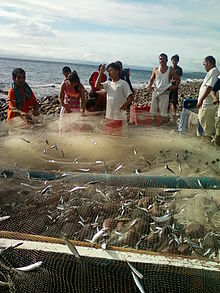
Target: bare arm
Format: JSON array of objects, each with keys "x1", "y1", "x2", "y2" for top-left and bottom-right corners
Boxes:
[
  {"x1": 95, "y1": 64, "x2": 105, "y2": 90},
  {"x1": 148, "y1": 68, "x2": 157, "y2": 95},
  {"x1": 79, "y1": 84, "x2": 86, "y2": 113},
  {"x1": 120, "y1": 94, "x2": 134, "y2": 110},
  {"x1": 59, "y1": 82, "x2": 66, "y2": 107},
  {"x1": 169, "y1": 68, "x2": 180, "y2": 91},
  {"x1": 197, "y1": 86, "x2": 212, "y2": 108}
]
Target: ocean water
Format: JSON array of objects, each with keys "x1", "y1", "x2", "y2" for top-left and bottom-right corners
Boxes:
[{"x1": 0, "y1": 57, "x2": 205, "y2": 99}]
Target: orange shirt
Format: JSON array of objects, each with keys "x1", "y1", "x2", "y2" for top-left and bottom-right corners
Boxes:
[{"x1": 7, "y1": 86, "x2": 38, "y2": 121}]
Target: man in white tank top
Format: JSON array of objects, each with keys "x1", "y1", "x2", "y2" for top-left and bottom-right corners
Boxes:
[{"x1": 148, "y1": 53, "x2": 180, "y2": 124}]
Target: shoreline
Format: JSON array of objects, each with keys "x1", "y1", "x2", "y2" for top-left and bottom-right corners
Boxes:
[{"x1": 0, "y1": 81, "x2": 202, "y2": 122}]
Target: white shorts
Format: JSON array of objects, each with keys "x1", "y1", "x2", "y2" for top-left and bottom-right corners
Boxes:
[{"x1": 150, "y1": 92, "x2": 169, "y2": 117}]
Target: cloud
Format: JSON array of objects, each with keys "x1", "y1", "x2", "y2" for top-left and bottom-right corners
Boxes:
[{"x1": 0, "y1": 0, "x2": 220, "y2": 71}]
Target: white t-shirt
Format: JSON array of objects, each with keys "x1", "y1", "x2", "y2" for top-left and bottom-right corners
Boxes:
[
  {"x1": 103, "y1": 79, "x2": 132, "y2": 120},
  {"x1": 198, "y1": 67, "x2": 220, "y2": 108}
]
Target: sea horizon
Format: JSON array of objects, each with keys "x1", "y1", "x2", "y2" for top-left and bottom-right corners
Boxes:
[{"x1": 0, "y1": 56, "x2": 205, "y2": 99}]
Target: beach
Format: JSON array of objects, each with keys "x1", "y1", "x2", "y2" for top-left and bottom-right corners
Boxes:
[{"x1": 0, "y1": 81, "x2": 202, "y2": 122}]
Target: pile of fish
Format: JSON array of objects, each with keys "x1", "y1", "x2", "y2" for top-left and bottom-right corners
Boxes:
[{"x1": 1, "y1": 175, "x2": 220, "y2": 261}]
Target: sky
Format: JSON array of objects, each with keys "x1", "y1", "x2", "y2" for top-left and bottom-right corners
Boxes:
[{"x1": 0, "y1": 0, "x2": 220, "y2": 72}]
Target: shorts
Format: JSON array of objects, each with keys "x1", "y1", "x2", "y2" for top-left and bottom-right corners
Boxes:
[
  {"x1": 104, "y1": 119, "x2": 123, "y2": 136},
  {"x1": 215, "y1": 116, "x2": 220, "y2": 136},
  {"x1": 150, "y1": 92, "x2": 169, "y2": 117},
  {"x1": 198, "y1": 106, "x2": 217, "y2": 137}
]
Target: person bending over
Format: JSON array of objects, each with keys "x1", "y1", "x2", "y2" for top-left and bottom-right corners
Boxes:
[
  {"x1": 59, "y1": 71, "x2": 86, "y2": 133},
  {"x1": 7, "y1": 68, "x2": 39, "y2": 124}
]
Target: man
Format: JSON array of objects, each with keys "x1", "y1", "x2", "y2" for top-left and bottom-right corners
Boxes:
[
  {"x1": 169, "y1": 54, "x2": 183, "y2": 118},
  {"x1": 7, "y1": 68, "x2": 39, "y2": 124},
  {"x1": 62, "y1": 66, "x2": 71, "y2": 80},
  {"x1": 211, "y1": 77, "x2": 220, "y2": 146},
  {"x1": 197, "y1": 56, "x2": 219, "y2": 142},
  {"x1": 148, "y1": 53, "x2": 180, "y2": 124},
  {"x1": 95, "y1": 62, "x2": 134, "y2": 135}
]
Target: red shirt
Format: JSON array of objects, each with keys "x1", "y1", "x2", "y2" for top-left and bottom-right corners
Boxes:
[
  {"x1": 89, "y1": 71, "x2": 107, "y2": 92},
  {"x1": 7, "y1": 86, "x2": 38, "y2": 121}
]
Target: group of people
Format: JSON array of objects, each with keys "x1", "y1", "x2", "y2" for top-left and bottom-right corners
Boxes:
[{"x1": 6, "y1": 54, "x2": 220, "y2": 145}]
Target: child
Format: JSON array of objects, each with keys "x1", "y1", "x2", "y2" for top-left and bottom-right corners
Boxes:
[
  {"x1": 7, "y1": 68, "x2": 39, "y2": 124},
  {"x1": 59, "y1": 70, "x2": 86, "y2": 133},
  {"x1": 95, "y1": 62, "x2": 134, "y2": 135}
]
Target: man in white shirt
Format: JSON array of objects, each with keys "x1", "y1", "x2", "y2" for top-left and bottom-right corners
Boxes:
[
  {"x1": 95, "y1": 62, "x2": 134, "y2": 135},
  {"x1": 211, "y1": 76, "x2": 220, "y2": 146},
  {"x1": 197, "y1": 56, "x2": 219, "y2": 142}
]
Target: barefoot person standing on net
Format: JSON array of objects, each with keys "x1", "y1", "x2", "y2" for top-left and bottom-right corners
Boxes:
[
  {"x1": 7, "y1": 68, "x2": 39, "y2": 126},
  {"x1": 95, "y1": 62, "x2": 134, "y2": 135},
  {"x1": 148, "y1": 53, "x2": 180, "y2": 125}
]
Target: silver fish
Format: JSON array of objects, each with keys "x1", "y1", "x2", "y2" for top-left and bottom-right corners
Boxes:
[
  {"x1": 0, "y1": 242, "x2": 23, "y2": 255},
  {"x1": 178, "y1": 164, "x2": 182, "y2": 173},
  {"x1": 15, "y1": 261, "x2": 42, "y2": 272},
  {"x1": 164, "y1": 188, "x2": 179, "y2": 193},
  {"x1": 91, "y1": 228, "x2": 108, "y2": 243},
  {"x1": 0, "y1": 216, "x2": 10, "y2": 222},
  {"x1": 131, "y1": 272, "x2": 146, "y2": 293},
  {"x1": 92, "y1": 139, "x2": 97, "y2": 145},
  {"x1": 165, "y1": 164, "x2": 175, "y2": 174},
  {"x1": 61, "y1": 150, "x2": 65, "y2": 158},
  {"x1": 21, "y1": 137, "x2": 30, "y2": 143},
  {"x1": 96, "y1": 160, "x2": 103, "y2": 164},
  {"x1": 70, "y1": 186, "x2": 86, "y2": 192},
  {"x1": 127, "y1": 261, "x2": 143, "y2": 279},
  {"x1": 20, "y1": 183, "x2": 40, "y2": 189},
  {"x1": 46, "y1": 139, "x2": 49, "y2": 145},
  {"x1": 78, "y1": 168, "x2": 90, "y2": 172},
  {"x1": 152, "y1": 214, "x2": 171, "y2": 223},
  {"x1": 134, "y1": 148, "x2": 137, "y2": 155},
  {"x1": 197, "y1": 179, "x2": 204, "y2": 189},
  {"x1": 115, "y1": 164, "x2": 123, "y2": 172},
  {"x1": 41, "y1": 185, "x2": 51, "y2": 195},
  {"x1": 43, "y1": 149, "x2": 46, "y2": 154},
  {"x1": 64, "y1": 238, "x2": 80, "y2": 258}
]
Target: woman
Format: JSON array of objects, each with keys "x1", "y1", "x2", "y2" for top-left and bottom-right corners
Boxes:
[{"x1": 59, "y1": 71, "x2": 86, "y2": 133}]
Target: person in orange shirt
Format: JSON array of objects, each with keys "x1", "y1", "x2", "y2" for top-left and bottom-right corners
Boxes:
[{"x1": 7, "y1": 68, "x2": 39, "y2": 124}]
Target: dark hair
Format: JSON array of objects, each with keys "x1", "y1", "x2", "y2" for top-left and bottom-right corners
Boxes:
[
  {"x1": 107, "y1": 62, "x2": 120, "y2": 72},
  {"x1": 205, "y1": 56, "x2": 216, "y2": 66},
  {"x1": 62, "y1": 66, "x2": 71, "y2": 74},
  {"x1": 12, "y1": 68, "x2": 26, "y2": 79},
  {"x1": 171, "y1": 54, "x2": 179, "y2": 62},
  {"x1": 115, "y1": 60, "x2": 122, "y2": 66},
  {"x1": 98, "y1": 64, "x2": 102, "y2": 71},
  {"x1": 159, "y1": 53, "x2": 168, "y2": 61},
  {"x1": 67, "y1": 71, "x2": 80, "y2": 90}
]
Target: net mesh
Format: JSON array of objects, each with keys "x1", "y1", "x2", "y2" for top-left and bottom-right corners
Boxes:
[{"x1": 1, "y1": 174, "x2": 220, "y2": 293}]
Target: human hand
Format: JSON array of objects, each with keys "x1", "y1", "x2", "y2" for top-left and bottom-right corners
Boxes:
[
  {"x1": 100, "y1": 64, "x2": 106, "y2": 73},
  {"x1": 120, "y1": 103, "x2": 127, "y2": 110}
]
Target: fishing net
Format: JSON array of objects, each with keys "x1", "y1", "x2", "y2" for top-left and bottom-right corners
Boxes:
[{"x1": 1, "y1": 118, "x2": 220, "y2": 292}]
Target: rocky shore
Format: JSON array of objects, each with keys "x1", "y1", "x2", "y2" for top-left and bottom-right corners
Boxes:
[{"x1": 0, "y1": 82, "x2": 202, "y2": 121}]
